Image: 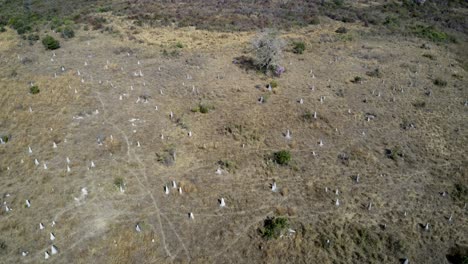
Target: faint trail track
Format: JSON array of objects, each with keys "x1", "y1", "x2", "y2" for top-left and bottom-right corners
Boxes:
[{"x1": 95, "y1": 91, "x2": 191, "y2": 261}]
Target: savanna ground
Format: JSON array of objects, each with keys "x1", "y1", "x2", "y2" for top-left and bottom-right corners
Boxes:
[{"x1": 0, "y1": 0, "x2": 467, "y2": 263}]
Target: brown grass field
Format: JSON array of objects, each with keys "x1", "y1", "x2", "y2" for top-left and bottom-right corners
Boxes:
[{"x1": 0, "y1": 9, "x2": 467, "y2": 264}]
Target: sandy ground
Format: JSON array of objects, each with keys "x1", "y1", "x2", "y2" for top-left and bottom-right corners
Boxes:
[{"x1": 0, "y1": 15, "x2": 467, "y2": 264}]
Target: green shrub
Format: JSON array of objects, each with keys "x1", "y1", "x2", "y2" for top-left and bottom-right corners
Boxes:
[
  {"x1": 114, "y1": 177, "x2": 124, "y2": 187},
  {"x1": 259, "y1": 217, "x2": 289, "y2": 239},
  {"x1": 59, "y1": 26, "x2": 75, "y2": 39},
  {"x1": 292, "y1": 41, "x2": 305, "y2": 54},
  {"x1": 0, "y1": 26, "x2": 5, "y2": 33},
  {"x1": 1, "y1": 135, "x2": 9, "y2": 143},
  {"x1": 29, "y1": 85, "x2": 40, "y2": 94},
  {"x1": 42, "y1": 35, "x2": 60, "y2": 50},
  {"x1": 273, "y1": 150, "x2": 291, "y2": 165},
  {"x1": 175, "y1": 41, "x2": 184, "y2": 48},
  {"x1": 433, "y1": 78, "x2": 447, "y2": 87},
  {"x1": 351, "y1": 76, "x2": 362, "y2": 83}
]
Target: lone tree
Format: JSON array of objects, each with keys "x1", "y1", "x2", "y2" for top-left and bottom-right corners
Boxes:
[{"x1": 251, "y1": 29, "x2": 285, "y2": 74}]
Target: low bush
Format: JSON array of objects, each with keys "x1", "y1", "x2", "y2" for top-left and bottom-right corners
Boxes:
[
  {"x1": 59, "y1": 26, "x2": 75, "y2": 39},
  {"x1": 42, "y1": 35, "x2": 60, "y2": 50},
  {"x1": 292, "y1": 41, "x2": 305, "y2": 54},
  {"x1": 351, "y1": 76, "x2": 362, "y2": 83},
  {"x1": 273, "y1": 150, "x2": 291, "y2": 165},
  {"x1": 259, "y1": 217, "x2": 289, "y2": 239},
  {"x1": 30, "y1": 85, "x2": 40, "y2": 94},
  {"x1": 433, "y1": 78, "x2": 447, "y2": 87}
]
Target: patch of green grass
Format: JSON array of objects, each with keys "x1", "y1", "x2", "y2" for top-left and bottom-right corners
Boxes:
[
  {"x1": 270, "y1": 80, "x2": 278, "y2": 88},
  {"x1": 29, "y1": 85, "x2": 40, "y2": 94},
  {"x1": 42, "y1": 35, "x2": 60, "y2": 50},
  {"x1": 292, "y1": 41, "x2": 305, "y2": 54},
  {"x1": 433, "y1": 78, "x2": 447, "y2": 87},
  {"x1": 175, "y1": 41, "x2": 184, "y2": 48},
  {"x1": 273, "y1": 150, "x2": 291, "y2": 166},
  {"x1": 411, "y1": 24, "x2": 456, "y2": 43},
  {"x1": 259, "y1": 217, "x2": 288, "y2": 239},
  {"x1": 113, "y1": 177, "x2": 124, "y2": 188}
]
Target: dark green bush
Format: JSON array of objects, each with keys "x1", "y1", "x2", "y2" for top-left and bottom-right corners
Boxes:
[
  {"x1": 351, "y1": 76, "x2": 362, "y2": 83},
  {"x1": 0, "y1": 26, "x2": 5, "y2": 33},
  {"x1": 292, "y1": 41, "x2": 305, "y2": 54},
  {"x1": 273, "y1": 150, "x2": 291, "y2": 165},
  {"x1": 42, "y1": 35, "x2": 60, "y2": 50},
  {"x1": 259, "y1": 217, "x2": 288, "y2": 239},
  {"x1": 30, "y1": 85, "x2": 40, "y2": 94},
  {"x1": 1, "y1": 135, "x2": 9, "y2": 143},
  {"x1": 433, "y1": 78, "x2": 447, "y2": 87}
]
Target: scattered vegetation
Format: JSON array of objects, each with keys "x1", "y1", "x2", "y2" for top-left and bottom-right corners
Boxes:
[
  {"x1": 385, "y1": 147, "x2": 403, "y2": 160},
  {"x1": 433, "y1": 78, "x2": 447, "y2": 87},
  {"x1": 422, "y1": 53, "x2": 436, "y2": 60},
  {"x1": 42, "y1": 35, "x2": 60, "y2": 50},
  {"x1": 302, "y1": 110, "x2": 316, "y2": 122},
  {"x1": 292, "y1": 41, "x2": 305, "y2": 54},
  {"x1": 162, "y1": 49, "x2": 180, "y2": 58},
  {"x1": 217, "y1": 160, "x2": 237, "y2": 173},
  {"x1": 191, "y1": 103, "x2": 214, "y2": 114},
  {"x1": 412, "y1": 101, "x2": 426, "y2": 108},
  {"x1": 259, "y1": 217, "x2": 289, "y2": 239},
  {"x1": 29, "y1": 85, "x2": 40, "y2": 95},
  {"x1": 411, "y1": 24, "x2": 456, "y2": 43},
  {"x1": 366, "y1": 68, "x2": 382, "y2": 78},
  {"x1": 273, "y1": 150, "x2": 291, "y2": 165},
  {"x1": 156, "y1": 146, "x2": 177, "y2": 166}
]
